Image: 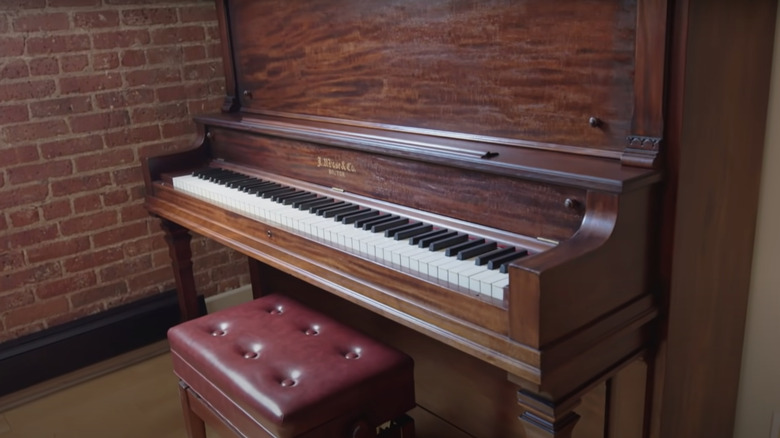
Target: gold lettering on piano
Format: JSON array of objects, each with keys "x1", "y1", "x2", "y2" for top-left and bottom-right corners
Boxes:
[{"x1": 316, "y1": 156, "x2": 357, "y2": 178}]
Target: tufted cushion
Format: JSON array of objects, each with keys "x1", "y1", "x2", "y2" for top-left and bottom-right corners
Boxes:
[{"x1": 168, "y1": 293, "x2": 415, "y2": 437}]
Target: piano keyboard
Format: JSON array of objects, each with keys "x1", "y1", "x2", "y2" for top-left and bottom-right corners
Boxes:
[{"x1": 172, "y1": 168, "x2": 531, "y2": 300}]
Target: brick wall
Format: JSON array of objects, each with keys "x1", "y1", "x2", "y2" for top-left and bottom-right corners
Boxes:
[{"x1": 0, "y1": 0, "x2": 249, "y2": 343}]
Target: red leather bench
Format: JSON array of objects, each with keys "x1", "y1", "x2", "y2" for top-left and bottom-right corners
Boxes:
[{"x1": 168, "y1": 293, "x2": 416, "y2": 438}]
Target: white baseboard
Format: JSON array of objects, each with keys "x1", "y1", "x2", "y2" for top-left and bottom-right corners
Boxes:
[{"x1": 204, "y1": 285, "x2": 253, "y2": 313}]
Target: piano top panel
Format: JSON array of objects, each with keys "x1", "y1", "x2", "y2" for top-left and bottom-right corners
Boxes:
[{"x1": 226, "y1": 0, "x2": 637, "y2": 156}]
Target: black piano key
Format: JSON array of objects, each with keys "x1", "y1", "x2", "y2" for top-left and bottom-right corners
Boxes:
[
  {"x1": 474, "y1": 246, "x2": 516, "y2": 266},
  {"x1": 239, "y1": 181, "x2": 271, "y2": 192},
  {"x1": 498, "y1": 250, "x2": 530, "y2": 273},
  {"x1": 428, "y1": 233, "x2": 468, "y2": 251},
  {"x1": 418, "y1": 230, "x2": 458, "y2": 248},
  {"x1": 370, "y1": 218, "x2": 408, "y2": 233},
  {"x1": 409, "y1": 228, "x2": 448, "y2": 245},
  {"x1": 383, "y1": 221, "x2": 422, "y2": 238},
  {"x1": 248, "y1": 183, "x2": 281, "y2": 194},
  {"x1": 314, "y1": 201, "x2": 348, "y2": 215},
  {"x1": 362, "y1": 215, "x2": 399, "y2": 230},
  {"x1": 445, "y1": 238, "x2": 486, "y2": 257},
  {"x1": 457, "y1": 241, "x2": 498, "y2": 260},
  {"x1": 297, "y1": 197, "x2": 333, "y2": 210},
  {"x1": 260, "y1": 187, "x2": 294, "y2": 199},
  {"x1": 342, "y1": 209, "x2": 379, "y2": 224},
  {"x1": 487, "y1": 249, "x2": 529, "y2": 270},
  {"x1": 355, "y1": 213, "x2": 392, "y2": 228},
  {"x1": 323, "y1": 204, "x2": 359, "y2": 218},
  {"x1": 272, "y1": 190, "x2": 304, "y2": 202},
  {"x1": 394, "y1": 223, "x2": 433, "y2": 240},
  {"x1": 226, "y1": 177, "x2": 257, "y2": 188},
  {"x1": 283, "y1": 193, "x2": 317, "y2": 205}
]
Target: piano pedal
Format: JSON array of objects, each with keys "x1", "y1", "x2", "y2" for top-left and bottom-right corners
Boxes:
[{"x1": 377, "y1": 414, "x2": 416, "y2": 438}]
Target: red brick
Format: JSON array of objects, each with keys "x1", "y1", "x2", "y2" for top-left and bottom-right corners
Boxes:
[
  {"x1": 92, "y1": 29, "x2": 150, "y2": 49},
  {"x1": 0, "y1": 184, "x2": 48, "y2": 211},
  {"x1": 4, "y1": 0, "x2": 46, "y2": 7},
  {"x1": 34, "y1": 271, "x2": 97, "y2": 300},
  {"x1": 74, "y1": 148, "x2": 134, "y2": 172},
  {"x1": 63, "y1": 247, "x2": 123, "y2": 273},
  {"x1": 125, "y1": 67, "x2": 181, "y2": 87},
  {"x1": 60, "y1": 72, "x2": 122, "y2": 94},
  {"x1": 41, "y1": 199, "x2": 73, "y2": 221},
  {"x1": 205, "y1": 25, "x2": 220, "y2": 42},
  {"x1": 0, "y1": 290, "x2": 35, "y2": 313},
  {"x1": 8, "y1": 207, "x2": 40, "y2": 227},
  {"x1": 29, "y1": 57, "x2": 59, "y2": 76},
  {"x1": 120, "y1": 49, "x2": 146, "y2": 67},
  {"x1": 74, "y1": 10, "x2": 120, "y2": 29},
  {"x1": 60, "y1": 211, "x2": 118, "y2": 236},
  {"x1": 186, "y1": 61, "x2": 222, "y2": 81},
  {"x1": 119, "y1": 203, "x2": 149, "y2": 223},
  {"x1": 13, "y1": 12, "x2": 70, "y2": 33},
  {"x1": 0, "y1": 104, "x2": 30, "y2": 124},
  {"x1": 30, "y1": 96, "x2": 92, "y2": 118},
  {"x1": 98, "y1": 254, "x2": 152, "y2": 281},
  {"x1": 48, "y1": 0, "x2": 101, "y2": 6},
  {"x1": 50, "y1": 172, "x2": 112, "y2": 196},
  {"x1": 93, "y1": 221, "x2": 148, "y2": 247},
  {"x1": 40, "y1": 135, "x2": 104, "y2": 159},
  {"x1": 4, "y1": 296, "x2": 69, "y2": 329},
  {"x1": 26, "y1": 236, "x2": 91, "y2": 264},
  {"x1": 60, "y1": 54, "x2": 89, "y2": 72},
  {"x1": 122, "y1": 8, "x2": 178, "y2": 26},
  {"x1": 146, "y1": 47, "x2": 182, "y2": 65},
  {"x1": 0, "y1": 79, "x2": 56, "y2": 101},
  {"x1": 157, "y1": 83, "x2": 208, "y2": 102},
  {"x1": 4, "y1": 224, "x2": 59, "y2": 249},
  {"x1": 27, "y1": 34, "x2": 90, "y2": 55},
  {"x1": 104, "y1": 125, "x2": 160, "y2": 147},
  {"x1": 138, "y1": 140, "x2": 189, "y2": 162},
  {"x1": 73, "y1": 193, "x2": 102, "y2": 213},
  {"x1": 70, "y1": 110, "x2": 130, "y2": 133},
  {"x1": 0, "y1": 251, "x2": 25, "y2": 271},
  {"x1": 0, "y1": 262, "x2": 62, "y2": 293},
  {"x1": 70, "y1": 282, "x2": 127, "y2": 308},
  {"x1": 0, "y1": 214, "x2": 7, "y2": 231},
  {"x1": 188, "y1": 97, "x2": 221, "y2": 114},
  {"x1": 102, "y1": 188, "x2": 129, "y2": 206},
  {"x1": 92, "y1": 52, "x2": 120, "y2": 70},
  {"x1": 179, "y1": 5, "x2": 216, "y2": 23},
  {"x1": 94, "y1": 88, "x2": 154, "y2": 109},
  {"x1": 151, "y1": 26, "x2": 205, "y2": 45},
  {"x1": 7, "y1": 160, "x2": 73, "y2": 184},
  {"x1": 161, "y1": 120, "x2": 194, "y2": 139},
  {"x1": 127, "y1": 266, "x2": 173, "y2": 291},
  {"x1": 0, "y1": 36, "x2": 25, "y2": 56},
  {"x1": 131, "y1": 102, "x2": 187, "y2": 123},
  {"x1": 3, "y1": 119, "x2": 69, "y2": 143},
  {"x1": 182, "y1": 45, "x2": 206, "y2": 62},
  {"x1": 0, "y1": 59, "x2": 29, "y2": 80},
  {"x1": 112, "y1": 165, "x2": 143, "y2": 185},
  {"x1": 0, "y1": 14, "x2": 8, "y2": 34},
  {"x1": 124, "y1": 235, "x2": 164, "y2": 258}
]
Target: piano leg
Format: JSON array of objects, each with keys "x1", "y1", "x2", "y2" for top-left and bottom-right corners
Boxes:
[
  {"x1": 516, "y1": 390, "x2": 580, "y2": 438},
  {"x1": 160, "y1": 219, "x2": 201, "y2": 321}
]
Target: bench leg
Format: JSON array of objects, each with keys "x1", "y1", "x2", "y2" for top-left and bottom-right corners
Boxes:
[{"x1": 178, "y1": 381, "x2": 207, "y2": 438}]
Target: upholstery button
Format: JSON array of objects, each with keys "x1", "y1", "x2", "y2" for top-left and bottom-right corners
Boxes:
[
  {"x1": 304, "y1": 326, "x2": 319, "y2": 336},
  {"x1": 243, "y1": 351, "x2": 260, "y2": 359},
  {"x1": 268, "y1": 305, "x2": 284, "y2": 315},
  {"x1": 212, "y1": 330, "x2": 226, "y2": 336},
  {"x1": 280, "y1": 378, "x2": 296, "y2": 387},
  {"x1": 345, "y1": 351, "x2": 360, "y2": 359}
]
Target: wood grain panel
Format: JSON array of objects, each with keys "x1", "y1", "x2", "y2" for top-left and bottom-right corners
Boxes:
[{"x1": 227, "y1": 0, "x2": 636, "y2": 152}]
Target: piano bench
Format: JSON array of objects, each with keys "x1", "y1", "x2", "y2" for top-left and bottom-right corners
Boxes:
[{"x1": 167, "y1": 293, "x2": 416, "y2": 438}]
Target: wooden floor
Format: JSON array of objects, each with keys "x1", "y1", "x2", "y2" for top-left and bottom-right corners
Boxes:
[{"x1": 0, "y1": 349, "x2": 190, "y2": 438}]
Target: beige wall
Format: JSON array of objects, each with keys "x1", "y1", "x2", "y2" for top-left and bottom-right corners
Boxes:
[{"x1": 734, "y1": 6, "x2": 780, "y2": 438}]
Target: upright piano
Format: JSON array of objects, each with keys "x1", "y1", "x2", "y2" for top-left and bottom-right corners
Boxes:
[{"x1": 144, "y1": 1, "x2": 670, "y2": 437}]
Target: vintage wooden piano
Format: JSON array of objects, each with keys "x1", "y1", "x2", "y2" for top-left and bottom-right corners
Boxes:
[{"x1": 144, "y1": 1, "x2": 672, "y2": 436}]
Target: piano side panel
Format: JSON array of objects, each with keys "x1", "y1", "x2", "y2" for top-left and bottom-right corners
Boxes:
[
  {"x1": 226, "y1": 0, "x2": 636, "y2": 154},
  {"x1": 207, "y1": 126, "x2": 586, "y2": 243}
]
